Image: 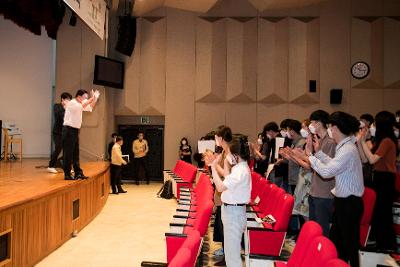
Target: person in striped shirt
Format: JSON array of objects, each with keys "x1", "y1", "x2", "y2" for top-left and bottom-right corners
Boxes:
[{"x1": 307, "y1": 111, "x2": 364, "y2": 267}]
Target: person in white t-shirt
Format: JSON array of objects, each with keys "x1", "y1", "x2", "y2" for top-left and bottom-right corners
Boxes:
[
  {"x1": 208, "y1": 134, "x2": 251, "y2": 267},
  {"x1": 62, "y1": 89, "x2": 99, "y2": 180}
]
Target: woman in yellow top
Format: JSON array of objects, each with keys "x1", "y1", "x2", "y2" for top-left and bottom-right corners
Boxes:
[{"x1": 111, "y1": 136, "x2": 128, "y2": 194}]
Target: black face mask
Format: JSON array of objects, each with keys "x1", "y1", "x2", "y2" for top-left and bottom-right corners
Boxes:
[{"x1": 215, "y1": 146, "x2": 223, "y2": 154}]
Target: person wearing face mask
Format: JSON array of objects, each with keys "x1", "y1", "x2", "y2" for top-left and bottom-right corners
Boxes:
[
  {"x1": 273, "y1": 119, "x2": 293, "y2": 191},
  {"x1": 110, "y1": 136, "x2": 128, "y2": 194},
  {"x1": 356, "y1": 118, "x2": 374, "y2": 187},
  {"x1": 360, "y1": 111, "x2": 398, "y2": 251},
  {"x1": 133, "y1": 131, "x2": 149, "y2": 185},
  {"x1": 308, "y1": 112, "x2": 364, "y2": 267},
  {"x1": 291, "y1": 110, "x2": 336, "y2": 237},
  {"x1": 108, "y1": 133, "x2": 118, "y2": 161},
  {"x1": 253, "y1": 132, "x2": 268, "y2": 176},
  {"x1": 47, "y1": 92, "x2": 72, "y2": 174},
  {"x1": 208, "y1": 134, "x2": 251, "y2": 267},
  {"x1": 62, "y1": 89, "x2": 99, "y2": 180},
  {"x1": 178, "y1": 137, "x2": 192, "y2": 163},
  {"x1": 300, "y1": 119, "x2": 311, "y2": 139},
  {"x1": 261, "y1": 122, "x2": 280, "y2": 179},
  {"x1": 207, "y1": 125, "x2": 233, "y2": 265}
]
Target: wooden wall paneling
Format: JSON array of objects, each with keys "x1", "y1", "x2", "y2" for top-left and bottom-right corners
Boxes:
[
  {"x1": 195, "y1": 103, "x2": 226, "y2": 140},
  {"x1": 257, "y1": 17, "x2": 288, "y2": 103},
  {"x1": 226, "y1": 103, "x2": 257, "y2": 142},
  {"x1": 256, "y1": 103, "x2": 289, "y2": 132},
  {"x1": 140, "y1": 17, "x2": 166, "y2": 115},
  {"x1": 349, "y1": 88, "x2": 383, "y2": 116}
]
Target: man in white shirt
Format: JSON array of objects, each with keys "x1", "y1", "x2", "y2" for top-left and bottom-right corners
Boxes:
[{"x1": 62, "y1": 89, "x2": 99, "y2": 180}]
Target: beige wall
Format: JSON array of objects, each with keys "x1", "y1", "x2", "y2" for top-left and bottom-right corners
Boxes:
[
  {"x1": 113, "y1": 0, "x2": 400, "y2": 169},
  {"x1": 0, "y1": 17, "x2": 53, "y2": 157},
  {"x1": 55, "y1": 9, "x2": 111, "y2": 161}
]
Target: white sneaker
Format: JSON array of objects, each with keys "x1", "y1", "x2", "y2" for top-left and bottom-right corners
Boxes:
[
  {"x1": 213, "y1": 247, "x2": 224, "y2": 256},
  {"x1": 47, "y1": 167, "x2": 58, "y2": 174}
]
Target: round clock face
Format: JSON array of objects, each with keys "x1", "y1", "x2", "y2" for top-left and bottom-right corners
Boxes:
[{"x1": 351, "y1": 61, "x2": 370, "y2": 79}]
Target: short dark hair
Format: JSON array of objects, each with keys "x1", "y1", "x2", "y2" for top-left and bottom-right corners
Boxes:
[
  {"x1": 111, "y1": 133, "x2": 117, "y2": 138},
  {"x1": 215, "y1": 125, "x2": 232, "y2": 142},
  {"x1": 116, "y1": 136, "x2": 123, "y2": 142},
  {"x1": 328, "y1": 111, "x2": 360, "y2": 136},
  {"x1": 310, "y1": 110, "x2": 330, "y2": 128},
  {"x1": 395, "y1": 110, "x2": 400, "y2": 117},
  {"x1": 373, "y1": 111, "x2": 397, "y2": 154},
  {"x1": 229, "y1": 134, "x2": 250, "y2": 161},
  {"x1": 138, "y1": 131, "x2": 144, "y2": 136},
  {"x1": 287, "y1": 119, "x2": 302, "y2": 134},
  {"x1": 263, "y1": 122, "x2": 279, "y2": 133},
  {"x1": 360, "y1": 113, "x2": 374, "y2": 125},
  {"x1": 76, "y1": 89, "x2": 88, "y2": 97},
  {"x1": 280, "y1": 119, "x2": 292, "y2": 129},
  {"x1": 61, "y1": 92, "x2": 72, "y2": 100}
]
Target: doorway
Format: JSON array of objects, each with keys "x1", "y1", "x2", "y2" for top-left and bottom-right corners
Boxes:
[{"x1": 118, "y1": 124, "x2": 164, "y2": 182}]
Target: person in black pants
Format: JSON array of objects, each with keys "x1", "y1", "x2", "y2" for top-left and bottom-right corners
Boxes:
[
  {"x1": 110, "y1": 136, "x2": 128, "y2": 194},
  {"x1": 108, "y1": 133, "x2": 117, "y2": 160},
  {"x1": 48, "y1": 92, "x2": 72, "y2": 174},
  {"x1": 63, "y1": 89, "x2": 99, "y2": 180}
]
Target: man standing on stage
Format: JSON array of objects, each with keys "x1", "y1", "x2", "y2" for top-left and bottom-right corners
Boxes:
[
  {"x1": 48, "y1": 92, "x2": 72, "y2": 173},
  {"x1": 63, "y1": 89, "x2": 99, "y2": 180},
  {"x1": 132, "y1": 131, "x2": 149, "y2": 184}
]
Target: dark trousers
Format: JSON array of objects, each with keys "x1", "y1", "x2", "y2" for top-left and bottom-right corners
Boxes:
[
  {"x1": 62, "y1": 126, "x2": 83, "y2": 176},
  {"x1": 309, "y1": 195, "x2": 334, "y2": 237},
  {"x1": 330, "y1": 195, "x2": 363, "y2": 267},
  {"x1": 134, "y1": 156, "x2": 148, "y2": 182},
  {"x1": 110, "y1": 164, "x2": 122, "y2": 193},
  {"x1": 372, "y1": 171, "x2": 396, "y2": 251},
  {"x1": 49, "y1": 133, "x2": 62, "y2": 167},
  {"x1": 213, "y1": 206, "x2": 224, "y2": 245}
]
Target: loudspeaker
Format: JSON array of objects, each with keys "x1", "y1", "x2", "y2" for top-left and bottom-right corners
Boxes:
[
  {"x1": 115, "y1": 16, "x2": 137, "y2": 56},
  {"x1": 330, "y1": 89, "x2": 343, "y2": 104},
  {"x1": 309, "y1": 80, "x2": 317, "y2": 93}
]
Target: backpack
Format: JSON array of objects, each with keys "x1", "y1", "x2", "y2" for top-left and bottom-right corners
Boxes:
[{"x1": 157, "y1": 180, "x2": 173, "y2": 199}]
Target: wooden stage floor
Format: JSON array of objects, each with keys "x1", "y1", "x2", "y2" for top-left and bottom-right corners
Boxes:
[
  {"x1": 0, "y1": 159, "x2": 110, "y2": 267},
  {"x1": 0, "y1": 159, "x2": 109, "y2": 212}
]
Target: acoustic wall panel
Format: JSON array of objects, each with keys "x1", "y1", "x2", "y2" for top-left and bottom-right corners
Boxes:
[
  {"x1": 256, "y1": 103, "x2": 289, "y2": 132},
  {"x1": 226, "y1": 103, "x2": 257, "y2": 141},
  {"x1": 139, "y1": 17, "x2": 166, "y2": 115},
  {"x1": 195, "y1": 103, "x2": 226, "y2": 140},
  {"x1": 196, "y1": 17, "x2": 227, "y2": 102},
  {"x1": 349, "y1": 88, "x2": 383, "y2": 116},
  {"x1": 351, "y1": 17, "x2": 384, "y2": 89},
  {"x1": 384, "y1": 17, "x2": 400, "y2": 88},
  {"x1": 226, "y1": 17, "x2": 257, "y2": 102},
  {"x1": 257, "y1": 17, "x2": 288, "y2": 103},
  {"x1": 288, "y1": 17, "x2": 320, "y2": 103}
]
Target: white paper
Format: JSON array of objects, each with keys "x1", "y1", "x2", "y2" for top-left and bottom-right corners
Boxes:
[
  {"x1": 198, "y1": 140, "x2": 216, "y2": 153},
  {"x1": 254, "y1": 196, "x2": 260, "y2": 204},
  {"x1": 275, "y1": 137, "x2": 285, "y2": 159},
  {"x1": 265, "y1": 164, "x2": 274, "y2": 178}
]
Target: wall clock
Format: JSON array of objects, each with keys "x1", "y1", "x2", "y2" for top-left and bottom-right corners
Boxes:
[{"x1": 351, "y1": 61, "x2": 370, "y2": 79}]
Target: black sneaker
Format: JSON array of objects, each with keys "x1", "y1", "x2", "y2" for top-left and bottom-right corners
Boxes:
[
  {"x1": 75, "y1": 173, "x2": 89, "y2": 179},
  {"x1": 64, "y1": 174, "x2": 76, "y2": 180}
]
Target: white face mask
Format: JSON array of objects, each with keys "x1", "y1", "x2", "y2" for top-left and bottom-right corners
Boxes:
[
  {"x1": 395, "y1": 129, "x2": 399, "y2": 138},
  {"x1": 309, "y1": 124, "x2": 316, "y2": 135},
  {"x1": 226, "y1": 154, "x2": 237, "y2": 165},
  {"x1": 267, "y1": 134, "x2": 272, "y2": 140},
  {"x1": 359, "y1": 120, "x2": 366, "y2": 129},
  {"x1": 182, "y1": 140, "x2": 187, "y2": 145},
  {"x1": 396, "y1": 116, "x2": 400, "y2": 123},
  {"x1": 280, "y1": 130, "x2": 287, "y2": 138},
  {"x1": 327, "y1": 127, "x2": 333, "y2": 139},
  {"x1": 257, "y1": 138, "x2": 263, "y2": 145},
  {"x1": 300, "y1": 128, "x2": 309, "y2": 138},
  {"x1": 369, "y1": 126, "x2": 376, "y2": 137},
  {"x1": 215, "y1": 136, "x2": 221, "y2": 147}
]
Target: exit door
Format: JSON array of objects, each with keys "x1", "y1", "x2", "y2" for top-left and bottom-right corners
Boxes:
[{"x1": 118, "y1": 125, "x2": 164, "y2": 181}]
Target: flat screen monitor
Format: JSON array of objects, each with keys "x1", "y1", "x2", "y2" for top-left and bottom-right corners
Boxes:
[{"x1": 93, "y1": 55, "x2": 124, "y2": 89}]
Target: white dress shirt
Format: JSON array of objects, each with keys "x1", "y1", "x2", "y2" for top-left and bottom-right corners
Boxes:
[
  {"x1": 309, "y1": 136, "x2": 364, "y2": 198},
  {"x1": 63, "y1": 99, "x2": 92, "y2": 129},
  {"x1": 221, "y1": 161, "x2": 252, "y2": 204}
]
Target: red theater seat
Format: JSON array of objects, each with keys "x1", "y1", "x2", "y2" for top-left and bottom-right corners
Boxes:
[
  {"x1": 168, "y1": 247, "x2": 192, "y2": 267},
  {"x1": 360, "y1": 187, "x2": 376, "y2": 247},
  {"x1": 300, "y1": 236, "x2": 338, "y2": 267}
]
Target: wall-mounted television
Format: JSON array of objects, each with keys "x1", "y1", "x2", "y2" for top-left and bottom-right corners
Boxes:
[{"x1": 93, "y1": 55, "x2": 124, "y2": 89}]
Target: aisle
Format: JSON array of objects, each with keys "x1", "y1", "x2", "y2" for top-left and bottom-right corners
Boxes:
[{"x1": 37, "y1": 183, "x2": 177, "y2": 267}]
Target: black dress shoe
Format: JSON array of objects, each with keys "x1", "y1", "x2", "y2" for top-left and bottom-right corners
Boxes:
[
  {"x1": 64, "y1": 174, "x2": 76, "y2": 180},
  {"x1": 75, "y1": 173, "x2": 89, "y2": 179},
  {"x1": 111, "y1": 191, "x2": 119, "y2": 195},
  {"x1": 135, "y1": 181, "x2": 139, "y2": 185},
  {"x1": 118, "y1": 190, "x2": 127, "y2": 193},
  {"x1": 146, "y1": 180, "x2": 150, "y2": 184}
]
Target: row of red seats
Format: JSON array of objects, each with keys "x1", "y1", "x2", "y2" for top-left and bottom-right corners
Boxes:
[
  {"x1": 165, "y1": 172, "x2": 214, "y2": 266},
  {"x1": 164, "y1": 160, "x2": 198, "y2": 199},
  {"x1": 245, "y1": 172, "x2": 294, "y2": 257}
]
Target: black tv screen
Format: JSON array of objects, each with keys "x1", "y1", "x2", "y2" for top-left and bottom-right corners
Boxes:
[{"x1": 93, "y1": 55, "x2": 124, "y2": 89}]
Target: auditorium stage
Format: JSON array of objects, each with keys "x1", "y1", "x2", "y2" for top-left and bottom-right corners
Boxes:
[{"x1": 0, "y1": 159, "x2": 110, "y2": 267}]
